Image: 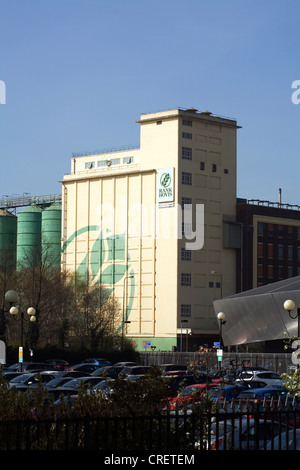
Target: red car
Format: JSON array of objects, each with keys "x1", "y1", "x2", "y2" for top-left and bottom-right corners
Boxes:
[{"x1": 168, "y1": 384, "x2": 211, "y2": 410}]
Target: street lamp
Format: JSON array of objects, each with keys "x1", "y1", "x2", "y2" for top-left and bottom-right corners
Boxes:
[
  {"x1": 217, "y1": 312, "x2": 226, "y2": 349},
  {"x1": 122, "y1": 274, "x2": 134, "y2": 348},
  {"x1": 217, "y1": 312, "x2": 226, "y2": 371},
  {"x1": 283, "y1": 299, "x2": 300, "y2": 368},
  {"x1": 9, "y1": 303, "x2": 36, "y2": 371},
  {"x1": 283, "y1": 300, "x2": 300, "y2": 337}
]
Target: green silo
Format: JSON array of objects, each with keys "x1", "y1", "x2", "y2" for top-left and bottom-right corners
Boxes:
[
  {"x1": 0, "y1": 209, "x2": 17, "y2": 271},
  {"x1": 17, "y1": 205, "x2": 42, "y2": 268},
  {"x1": 41, "y1": 203, "x2": 62, "y2": 268}
]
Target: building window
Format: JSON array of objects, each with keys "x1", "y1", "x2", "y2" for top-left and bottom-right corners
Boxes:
[
  {"x1": 110, "y1": 158, "x2": 121, "y2": 165},
  {"x1": 181, "y1": 273, "x2": 191, "y2": 286},
  {"x1": 182, "y1": 172, "x2": 192, "y2": 185},
  {"x1": 85, "y1": 162, "x2": 95, "y2": 169},
  {"x1": 156, "y1": 120, "x2": 162, "y2": 125},
  {"x1": 182, "y1": 132, "x2": 192, "y2": 139},
  {"x1": 182, "y1": 119, "x2": 192, "y2": 127},
  {"x1": 258, "y1": 222, "x2": 263, "y2": 237},
  {"x1": 288, "y1": 267, "x2": 294, "y2": 278},
  {"x1": 182, "y1": 197, "x2": 192, "y2": 209},
  {"x1": 182, "y1": 222, "x2": 192, "y2": 237},
  {"x1": 181, "y1": 304, "x2": 191, "y2": 317},
  {"x1": 278, "y1": 245, "x2": 284, "y2": 259},
  {"x1": 200, "y1": 162, "x2": 205, "y2": 170},
  {"x1": 212, "y1": 164, "x2": 217, "y2": 172},
  {"x1": 98, "y1": 160, "x2": 108, "y2": 167},
  {"x1": 268, "y1": 244, "x2": 273, "y2": 259},
  {"x1": 181, "y1": 248, "x2": 192, "y2": 261},
  {"x1": 182, "y1": 147, "x2": 192, "y2": 160},
  {"x1": 123, "y1": 156, "x2": 134, "y2": 164},
  {"x1": 288, "y1": 246, "x2": 293, "y2": 260}
]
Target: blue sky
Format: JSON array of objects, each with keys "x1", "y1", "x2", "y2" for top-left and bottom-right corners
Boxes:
[{"x1": 1, "y1": 0, "x2": 300, "y2": 205}]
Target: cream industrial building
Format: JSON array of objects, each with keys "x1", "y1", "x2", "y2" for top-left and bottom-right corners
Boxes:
[{"x1": 61, "y1": 107, "x2": 241, "y2": 351}]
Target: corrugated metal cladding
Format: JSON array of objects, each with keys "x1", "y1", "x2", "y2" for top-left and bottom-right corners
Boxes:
[
  {"x1": 0, "y1": 203, "x2": 61, "y2": 267},
  {"x1": 0, "y1": 209, "x2": 17, "y2": 268}
]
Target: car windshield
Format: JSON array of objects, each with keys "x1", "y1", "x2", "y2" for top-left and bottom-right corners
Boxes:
[
  {"x1": 10, "y1": 374, "x2": 32, "y2": 383},
  {"x1": 46, "y1": 378, "x2": 71, "y2": 387},
  {"x1": 180, "y1": 386, "x2": 201, "y2": 397}
]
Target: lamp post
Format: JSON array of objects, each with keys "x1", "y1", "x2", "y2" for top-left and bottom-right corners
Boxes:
[
  {"x1": 9, "y1": 301, "x2": 36, "y2": 371},
  {"x1": 217, "y1": 312, "x2": 226, "y2": 370},
  {"x1": 122, "y1": 274, "x2": 134, "y2": 349}
]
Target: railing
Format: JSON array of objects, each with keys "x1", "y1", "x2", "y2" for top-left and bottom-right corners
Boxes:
[
  {"x1": 0, "y1": 194, "x2": 62, "y2": 210},
  {"x1": 0, "y1": 400, "x2": 298, "y2": 451},
  {"x1": 141, "y1": 351, "x2": 296, "y2": 375}
]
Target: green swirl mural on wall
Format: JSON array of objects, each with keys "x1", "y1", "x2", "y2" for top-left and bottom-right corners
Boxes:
[{"x1": 61, "y1": 226, "x2": 135, "y2": 330}]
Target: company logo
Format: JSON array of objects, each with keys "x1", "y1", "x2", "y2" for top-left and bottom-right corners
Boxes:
[
  {"x1": 0, "y1": 81, "x2": 6, "y2": 104},
  {"x1": 157, "y1": 168, "x2": 174, "y2": 203},
  {"x1": 62, "y1": 226, "x2": 135, "y2": 326},
  {"x1": 291, "y1": 80, "x2": 300, "y2": 104}
]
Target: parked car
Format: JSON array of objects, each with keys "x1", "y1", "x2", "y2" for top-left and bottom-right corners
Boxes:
[
  {"x1": 113, "y1": 361, "x2": 138, "y2": 367},
  {"x1": 81, "y1": 358, "x2": 111, "y2": 366},
  {"x1": 209, "y1": 384, "x2": 248, "y2": 401},
  {"x1": 236, "y1": 387, "x2": 289, "y2": 401},
  {"x1": 163, "y1": 374, "x2": 210, "y2": 396},
  {"x1": 91, "y1": 366, "x2": 125, "y2": 378},
  {"x1": 159, "y1": 364, "x2": 188, "y2": 373},
  {"x1": 235, "y1": 370, "x2": 284, "y2": 386},
  {"x1": 168, "y1": 384, "x2": 211, "y2": 410},
  {"x1": 7, "y1": 362, "x2": 53, "y2": 373},
  {"x1": 118, "y1": 365, "x2": 152, "y2": 377},
  {"x1": 43, "y1": 359, "x2": 70, "y2": 371},
  {"x1": 209, "y1": 418, "x2": 288, "y2": 450},
  {"x1": 59, "y1": 376, "x2": 105, "y2": 390},
  {"x1": 266, "y1": 428, "x2": 300, "y2": 450},
  {"x1": 8, "y1": 371, "x2": 59, "y2": 390},
  {"x1": 45, "y1": 376, "x2": 79, "y2": 389},
  {"x1": 67, "y1": 363, "x2": 101, "y2": 374}
]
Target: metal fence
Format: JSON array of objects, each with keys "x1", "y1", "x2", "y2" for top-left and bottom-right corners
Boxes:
[
  {"x1": 0, "y1": 400, "x2": 298, "y2": 451},
  {"x1": 140, "y1": 351, "x2": 296, "y2": 375}
]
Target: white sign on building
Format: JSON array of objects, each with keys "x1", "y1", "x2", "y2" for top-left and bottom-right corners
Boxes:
[{"x1": 157, "y1": 168, "x2": 174, "y2": 203}]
